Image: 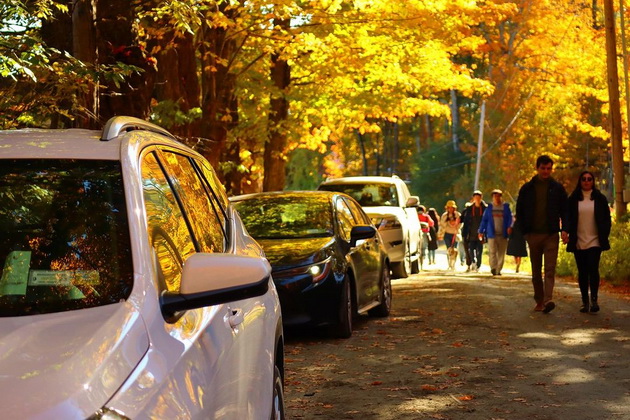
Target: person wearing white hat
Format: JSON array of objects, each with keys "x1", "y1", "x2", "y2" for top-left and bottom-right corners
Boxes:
[{"x1": 478, "y1": 189, "x2": 513, "y2": 276}]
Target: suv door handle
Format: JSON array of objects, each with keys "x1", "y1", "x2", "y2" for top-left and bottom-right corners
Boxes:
[{"x1": 228, "y1": 308, "x2": 244, "y2": 328}]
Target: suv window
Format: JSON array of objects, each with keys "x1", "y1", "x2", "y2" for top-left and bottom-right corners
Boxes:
[
  {"x1": 161, "y1": 151, "x2": 225, "y2": 253},
  {"x1": 142, "y1": 152, "x2": 196, "y2": 293},
  {"x1": 0, "y1": 159, "x2": 133, "y2": 316},
  {"x1": 320, "y1": 183, "x2": 399, "y2": 207}
]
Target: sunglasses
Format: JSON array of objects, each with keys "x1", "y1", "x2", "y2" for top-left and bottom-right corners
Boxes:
[{"x1": 581, "y1": 176, "x2": 593, "y2": 182}]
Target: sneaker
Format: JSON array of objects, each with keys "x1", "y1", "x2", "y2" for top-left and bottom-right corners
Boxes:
[
  {"x1": 543, "y1": 301, "x2": 556, "y2": 313},
  {"x1": 466, "y1": 265, "x2": 471, "y2": 272},
  {"x1": 534, "y1": 303, "x2": 545, "y2": 311},
  {"x1": 579, "y1": 303, "x2": 589, "y2": 313},
  {"x1": 491, "y1": 269, "x2": 497, "y2": 276},
  {"x1": 470, "y1": 263, "x2": 477, "y2": 272}
]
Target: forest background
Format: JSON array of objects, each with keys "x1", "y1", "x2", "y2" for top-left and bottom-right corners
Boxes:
[{"x1": 1, "y1": 0, "x2": 630, "y2": 280}]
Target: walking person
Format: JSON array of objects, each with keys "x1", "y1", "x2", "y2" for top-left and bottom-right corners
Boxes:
[
  {"x1": 565, "y1": 171, "x2": 611, "y2": 313},
  {"x1": 507, "y1": 215, "x2": 528, "y2": 273},
  {"x1": 459, "y1": 202, "x2": 472, "y2": 268},
  {"x1": 478, "y1": 189, "x2": 513, "y2": 276},
  {"x1": 462, "y1": 190, "x2": 487, "y2": 272},
  {"x1": 438, "y1": 200, "x2": 461, "y2": 270},
  {"x1": 427, "y1": 208, "x2": 440, "y2": 264},
  {"x1": 516, "y1": 155, "x2": 568, "y2": 313},
  {"x1": 417, "y1": 205, "x2": 434, "y2": 269}
]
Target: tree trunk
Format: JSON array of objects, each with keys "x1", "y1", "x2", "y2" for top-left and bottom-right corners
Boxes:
[
  {"x1": 40, "y1": 1, "x2": 73, "y2": 128},
  {"x1": 198, "y1": 5, "x2": 238, "y2": 171},
  {"x1": 72, "y1": 0, "x2": 98, "y2": 128},
  {"x1": 392, "y1": 121, "x2": 399, "y2": 175},
  {"x1": 450, "y1": 89, "x2": 460, "y2": 152},
  {"x1": 263, "y1": 18, "x2": 291, "y2": 192},
  {"x1": 425, "y1": 114, "x2": 434, "y2": 144},
  {"x1": 95, "y1": 0, "x2": 156, "y2": 122},
  {"x1": 356, "y1": 130, "x2": 369, "y2": 175},
  {"x1": 153, "y1": 31, "x2": 201, "y2": 138}
]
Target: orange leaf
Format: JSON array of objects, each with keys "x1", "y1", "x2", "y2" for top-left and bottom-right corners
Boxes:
[
  {"x1": 459, "y1": 395, "x2": 474, "y2": 401},
  {"x1": 371, "y1": 381, "x2": 383, "y2": 386}
]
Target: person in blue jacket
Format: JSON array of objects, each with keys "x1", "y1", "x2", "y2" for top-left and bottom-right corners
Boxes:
[{"x1": 478, "y1": 189, "x2": 513, "y2": 276}]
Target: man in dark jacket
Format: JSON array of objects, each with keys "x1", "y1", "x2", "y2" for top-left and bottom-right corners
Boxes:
[
  {"x1": 516, "y1": 155, "x2": 568, "y2": 313},
  {"x1": 461, "y1": 190, "x2": 486, "y2": 272}
]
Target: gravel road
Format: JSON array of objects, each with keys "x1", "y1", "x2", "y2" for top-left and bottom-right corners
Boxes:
[{"x1": 284, "y1": 252, "x2": 630, "y2": 420}]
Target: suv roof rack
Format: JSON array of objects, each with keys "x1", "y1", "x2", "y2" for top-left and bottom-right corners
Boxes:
[{"x1": 101, "y1": 116, "x2": 176, "y2": 141}]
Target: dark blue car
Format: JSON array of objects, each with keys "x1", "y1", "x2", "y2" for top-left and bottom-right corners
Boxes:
[{"x1": 231, "y1": 191, "x2": 392, "y2": 338}]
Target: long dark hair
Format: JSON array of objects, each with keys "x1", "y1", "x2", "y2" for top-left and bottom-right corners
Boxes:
[
  {"x1": 570, "y1": 170, "x2": 598, "y2": 201},
  {"x1": 428, "y1": 208, "x2": 439, "y2": 226}
]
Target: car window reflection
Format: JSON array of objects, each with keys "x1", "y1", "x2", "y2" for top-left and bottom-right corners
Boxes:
[{"x1": 233, "y1": 194, "x2": 334, "y2": 239}]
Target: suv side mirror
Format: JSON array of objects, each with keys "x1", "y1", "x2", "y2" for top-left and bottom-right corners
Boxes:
[
  {"x1": 350, "y1": 225, "x2": 377, "y2": 247},
  {"x1": 160, "y1": 253, "x2": 270, "y2": 320},
  {"x1": 406, "y1": 196, "x2": 419, "y2": 208}
]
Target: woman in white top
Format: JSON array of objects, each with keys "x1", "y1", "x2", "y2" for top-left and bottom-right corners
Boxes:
[
  {"x1": 438, "y1": 200, "x2": 462, "y2": 250},
  {"x1": 565, "y1": 171, "x2": 611, "y2": 313}
]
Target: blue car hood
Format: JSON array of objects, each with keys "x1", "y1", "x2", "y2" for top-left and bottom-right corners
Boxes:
[{"x1": 257, "y1": 237, "x2": 335, "y2": 270}]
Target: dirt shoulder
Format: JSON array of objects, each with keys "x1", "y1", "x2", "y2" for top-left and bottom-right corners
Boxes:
[{"x1": 284, "y1": 257, "x2": 630, "y2": 419}]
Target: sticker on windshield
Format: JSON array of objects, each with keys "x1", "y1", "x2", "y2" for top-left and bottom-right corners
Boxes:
[
  {"x1": 0, "y1": 251, "x2": 32, "y2": 296},
  {"x1": 28, "y1": 270, "x2": 100, "y2": 287}
]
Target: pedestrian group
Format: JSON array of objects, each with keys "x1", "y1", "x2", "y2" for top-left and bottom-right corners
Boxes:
[{"x1": 418, "y1": 154, "x2": 612, "y2": 315}]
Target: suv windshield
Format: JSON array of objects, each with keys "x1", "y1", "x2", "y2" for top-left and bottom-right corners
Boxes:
[
  {"x1": 319, "y1": 183, "x2": 399, "y2": 207},
  {"x1": 0, "y1": 160, "x2": 133, "y2": 316},
  {"x1": 233, "y1": 194, "x2": 334, "y2": 239}
]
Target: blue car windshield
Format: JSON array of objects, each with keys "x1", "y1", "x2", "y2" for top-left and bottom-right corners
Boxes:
[
  {"x1": 233, "y1": 194, "x2": 334, "y2": 239},
  {"x1": 0, "y1": 159, "x2": 133, "y2": 316},
  {"x1": 319, "y1": 183, "x2": 399, "y2": 207}
]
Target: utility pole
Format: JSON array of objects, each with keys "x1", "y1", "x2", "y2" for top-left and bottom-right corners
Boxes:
[
  {"x1": 474, "y1": 101, "x2": 486, "y2": 192},
  {"x1": 603, "y1": 0, "x2": 627, "y2": 219}
]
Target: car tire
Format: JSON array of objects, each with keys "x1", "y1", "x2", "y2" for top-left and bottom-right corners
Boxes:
[
  {"x1": 331, "y1": 276, "x2": 353, "y2": 338},
  {"x1": 392, "y1": 243, "x2": 411, "y2": 278},
  {"x1": 369, "y1": 264, "x2": 392, "y2": 317},
  {"x1": 270, "y1": 365, "x2": 285, "y2": 420},
  {"x1": 410, "y1": 255, "x2": 420, "y2": 274}
]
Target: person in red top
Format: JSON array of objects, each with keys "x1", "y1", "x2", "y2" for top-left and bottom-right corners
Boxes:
[{"x1": 417, "y1": 205, "x2": 434, "y2": 269}]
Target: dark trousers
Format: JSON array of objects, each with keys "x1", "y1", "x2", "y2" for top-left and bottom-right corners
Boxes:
[
  {"x1": 574, "y1": 247, "x2": 602, "y2": 303},
  {"x1": 468, "y1": 240, "x2": 483, "y2": 267},
  {"x1": 462, "y1": 239, "x2": 471, "y2": 265}
]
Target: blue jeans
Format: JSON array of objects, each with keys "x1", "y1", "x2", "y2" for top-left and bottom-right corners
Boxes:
[{"x1": 444, "y1": 233, "x2": 457, "y2": 249}]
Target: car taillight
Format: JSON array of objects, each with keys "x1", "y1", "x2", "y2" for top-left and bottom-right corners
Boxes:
[{"x1": 371, "y1": 216, "x2": 401, "y2": 230}]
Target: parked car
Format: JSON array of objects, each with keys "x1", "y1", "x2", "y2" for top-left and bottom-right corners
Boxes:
[
  {"x1": 0, "y1": 117, "x2": 284, "y2": 419},
  {"x1": 318, "y1": 175, "x2": 422, "y2": 278},
  {"x1": 230, "y1": 191, "x2": 392, "y2": 338}
]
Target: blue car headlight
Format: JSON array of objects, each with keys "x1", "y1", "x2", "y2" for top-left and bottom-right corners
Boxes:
[
  {"x1": 87, "y1": 408, "x2": 130, "y2": 420},
  {"x1": 274, "y1": 257, "x2": 332, "y2": 284},
  {"x1": 308, "y1": 258, "x2": 332, "y2": 283}
]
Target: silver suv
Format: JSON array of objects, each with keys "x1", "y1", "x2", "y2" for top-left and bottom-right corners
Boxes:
[
  {"x1": 319, "y1": 175, "x2": 421, "y2": 278},
  {"x1": 0, "y1": 117, "x2": 284, "y2": 418}
]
